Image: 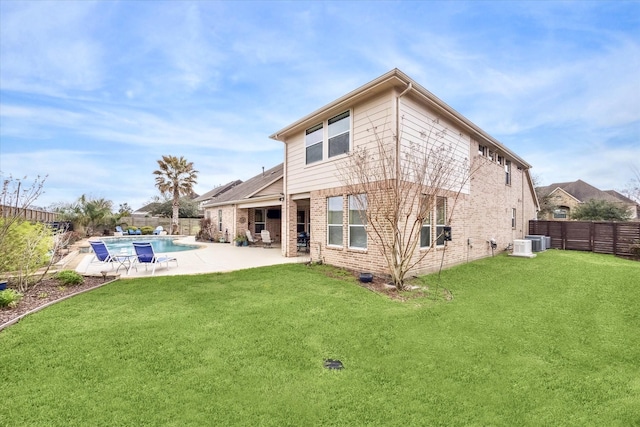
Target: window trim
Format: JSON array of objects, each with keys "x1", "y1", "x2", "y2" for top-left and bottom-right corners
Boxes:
[
  {"x1": 305, "y1": 123, "x2": 323, "y2": 165},
  {"x1": 348, "y1": 194, "x2": 367, "y2": 250},
  {"x1": 420, "y1": 210, "x2": 432, "y2": 249},
  {"x1": 553, "y1": 208, "x2": 568, "y2": 219},
  {"x1": 304, "y1": 110, "x2": 352, "y2": 165},
  {"x1": 511, "y1": 208, "x2": 516, "y2": 229},
  {"x1": 505, "y1": 160, "x2": 512, "y2": 186},
  {"x1": 435, "y1": 196, "x2": 447, "y2": 247},
  {"x1": 254, "y1": 208, "x2": 266, "y2": 234},
  {"x1": 327, "y1": 196, "x2": 343, "y2": 248},
  {"x1": 218, "y1": 209, "x2": 223, "y2": 232}
]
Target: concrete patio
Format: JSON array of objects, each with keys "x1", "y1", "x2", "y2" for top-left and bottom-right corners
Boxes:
[{"x1": 73, "y1": 236, "x2": 311, "y2": 278}]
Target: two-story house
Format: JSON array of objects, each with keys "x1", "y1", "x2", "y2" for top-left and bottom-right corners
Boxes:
[{"x1": 269, "y1": 68, "x2": 538, "y2": 276}]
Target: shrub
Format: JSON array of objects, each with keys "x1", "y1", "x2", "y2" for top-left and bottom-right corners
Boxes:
[
  {"x1": 0, "y1": 289, "x2": 23, "y2": 308},
  {"x1": 141, "y1": 226, "x2": 154, "y2": 235},
  {"x1": 55, "y1": 270, "x2": 84, "y2": 286}
]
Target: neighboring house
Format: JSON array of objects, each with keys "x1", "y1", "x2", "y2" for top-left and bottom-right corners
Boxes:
[
  {"x1": 132, "y1": 202, "x2": 162, "y2": 217},
  {"x1": 201, "y1": 164, "x2": 284, "y2": 242},
  {"x1": 537, "y1": 179, "x2": 639, "y2": 220},
  {"x1": 194, "y1": 180, "x2": 242, "y2": 213},
  {"x1": 268, "y1": 68, "x2": 538, "y2": 275}
]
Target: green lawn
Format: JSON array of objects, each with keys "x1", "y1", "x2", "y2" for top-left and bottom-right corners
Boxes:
[{"x1": 1, "y1": 250, "x2": 639, "y2": 426}]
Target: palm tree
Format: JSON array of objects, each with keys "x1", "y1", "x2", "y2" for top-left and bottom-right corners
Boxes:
[{"x1": 153, "y1": 155, "x2": 199, "y2": 235}]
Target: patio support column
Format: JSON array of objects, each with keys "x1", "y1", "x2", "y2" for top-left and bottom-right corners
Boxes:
[{"x1": 286, "y1": 196, "x2": 298, "y2": 257}]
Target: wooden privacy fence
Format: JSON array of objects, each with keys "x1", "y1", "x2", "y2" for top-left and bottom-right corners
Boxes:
[
  {"x1": 0, "y1": 205, "x2": 58, "y2": 222},
  {"x1": 529, "y1": 220, "x2": 640, "y2": 258}
]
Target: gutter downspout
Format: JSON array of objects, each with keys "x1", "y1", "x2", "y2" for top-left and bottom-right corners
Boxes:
[
  {"x1": 283, "y1": 142, "x2": 288, "y2": 257},
  {"x1": 396, "y1": 82, "x2": 412, "y2": 184}
]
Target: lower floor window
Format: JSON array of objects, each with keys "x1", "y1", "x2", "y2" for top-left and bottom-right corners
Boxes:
[
  {"x1": 254, "y1": 209, "x2": 266, "y2": 233},
  {"x1": 349, "y1": 194, "x2": 367, "y2": 249},
  {"x1": 327, "y1": 196, "x2": 343, "y2": 247}
]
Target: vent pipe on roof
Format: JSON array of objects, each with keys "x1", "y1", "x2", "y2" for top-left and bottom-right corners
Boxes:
[{"x1": 262, "y1": 167, "x2": 264, "y2": 177}]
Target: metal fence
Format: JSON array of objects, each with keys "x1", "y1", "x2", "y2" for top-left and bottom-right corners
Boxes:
[{"x1": 529, "y1": 220, "x2": 640, "y2": 258}]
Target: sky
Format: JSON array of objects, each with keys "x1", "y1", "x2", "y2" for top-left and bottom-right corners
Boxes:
[{"x1": 1, "y1": 0, "x2": 639, "y2": 211}]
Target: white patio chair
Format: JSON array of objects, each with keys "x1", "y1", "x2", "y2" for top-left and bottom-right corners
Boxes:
[{"x1": 260, "y1": 230, "x2": 273, "y2": 248}]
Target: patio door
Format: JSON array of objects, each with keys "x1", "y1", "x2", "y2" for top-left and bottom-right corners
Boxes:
[{"x1": 254, "y1": 209, "x2": 266, "y2": 234}]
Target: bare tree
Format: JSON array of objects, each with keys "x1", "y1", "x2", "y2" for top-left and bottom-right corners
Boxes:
[
  {"x1": 0, "y1": 174, "x2": 60, "y2": 290},
  {"x1": 337, "y1": 118, "x2": 479, "y2": 290},
  {"x1": 622, "y1": 164, "x2": 640, "y2": 204},
  {"x1": 0, "y1": 174, "x2": 47, "y2": 250}
]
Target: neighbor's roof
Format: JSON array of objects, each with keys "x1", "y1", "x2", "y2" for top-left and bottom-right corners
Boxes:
[
  {"x1": 269, "y1": 68, "x2": 531, "y2": 169},
  {"x1": 537, "y1": 179, "x2": 626, "y2": 204},
  {"x1": 194, "y1": 180, "x2": 242, "y2": 202},
  {"x1": 202, "y1": 163, "x2": 283, "y2": 207}
]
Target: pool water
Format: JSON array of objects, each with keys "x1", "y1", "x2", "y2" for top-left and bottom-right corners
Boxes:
[{"x1": 103, "y1": 237, "x2": 199, "y2": 253}]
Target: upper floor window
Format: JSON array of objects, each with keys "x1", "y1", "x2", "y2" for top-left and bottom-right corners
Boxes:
[
  {"x1": 328, "y1": 111, "x2": 350, "y2": 158},
  {"x1": 505, "y1": 160, "x2": 512, "y2": 185},
  {"x1": 478, "y1": 145, "x2": 487, "y2": 156},
  {"x1": 305, "y1": 111, "x2": 351, "y2": 164},
  {"x1": 305, "y1": 123, "x2": 323, "y2": 164}
]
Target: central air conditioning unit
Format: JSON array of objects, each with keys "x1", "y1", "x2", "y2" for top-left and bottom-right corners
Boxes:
[
  {"x1": 525, "y1": 235, "x2": 547, "y2": 252},
  {"x1": 510, "y1": 239, "x2": 536, "y2": 258}
]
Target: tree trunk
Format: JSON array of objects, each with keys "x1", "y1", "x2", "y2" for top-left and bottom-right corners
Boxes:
[{"x1": 172, "y1": 190, "x2": 180, "y2": 235}]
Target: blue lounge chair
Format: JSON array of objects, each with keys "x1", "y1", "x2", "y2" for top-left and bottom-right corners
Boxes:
[
  {"x1": 131, "y1": 242, "x2": 178, "y2": 275},
  {"x1": 115, "y1": 225, "x2": 125, "y2": 234},
  {"x1": 153, "y1": 226, "x2": 164, "y2": 235},
  {"x1": 86, "y1": 240, "x2": 132, "y2": 273}
]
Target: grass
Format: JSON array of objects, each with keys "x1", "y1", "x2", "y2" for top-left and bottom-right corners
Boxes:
[{"x1": 1, "y1": 250, "x2": 639, "y2": 426}]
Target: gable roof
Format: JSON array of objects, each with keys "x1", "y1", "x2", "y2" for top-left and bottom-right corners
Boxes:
[
  {"x1": 537, "y1": 179, "x2": 625, "y2": 204},
  {"x1": 194, "y1": 180, "x2": 242, "y2": 203},
  {"x1": 202, "y1": 163, "x2": 283, "y2": 208},
  {"x1": 269, "y1": 68, "x2": 531, "y2": 169},
  {"x1": 605, "y1": 190, "x2": 638, "y2": 205}
]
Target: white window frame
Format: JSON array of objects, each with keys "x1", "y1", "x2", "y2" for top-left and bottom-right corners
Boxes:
[
  {"x1": 512, "y1": 208, "x2": 516, "y2": 229},
  {"x1": 327, "y1": 196, "x2": 343, "y2": 247},
  {"x1": 218, "y1": 209, "x2": 223, "y2": 232},
  {"x1": 420, "y1": 210, "x2": 432, "y2": 249},
  {"x1": 436, "y1": 196, "x2": 447, "y2": 247},
  {"x1": 254, "y1": 209, "x2": 266, "y2": 234},
  {"x1": 553, "y1": 208, "x2": 568, "y2": 219},
  {"x1": 304, "y1": 110, "x2": 351, "y2": 165},
  {"x1": 348, "y1": 194, "x2": 367, "y2": 250},
  {"x1": 505, "y1": 160, "x2": 512, "y2": 185},
  {"x1": 328, "y1": 111, "x2": 351, "y2": 159},
  {"x1": 305, "y1": 123, "x2": 323, "y2": 165}
]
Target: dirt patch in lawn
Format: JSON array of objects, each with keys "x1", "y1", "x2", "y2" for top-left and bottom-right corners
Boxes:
[{"x1": 1, "y1": 275, "x2": 111, "y2": 329}]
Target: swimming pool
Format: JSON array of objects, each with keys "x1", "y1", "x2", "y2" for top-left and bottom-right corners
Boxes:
[{"x1": 101, "y1": 236, "x2": 201, "y2": 253}]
